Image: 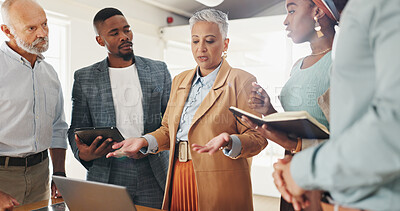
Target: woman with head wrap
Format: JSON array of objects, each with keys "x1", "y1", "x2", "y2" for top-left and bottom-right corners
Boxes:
[{"x1": 243, "y1": 0, "x2": 348, "y2": 210}]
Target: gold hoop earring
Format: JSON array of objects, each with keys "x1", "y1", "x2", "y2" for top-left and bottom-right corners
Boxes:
[
  {"x1": 314, "y1": 17, "x2": 324, "y2": 38},
  {"x1": 222, "y1": 51, "x2": 227, "y2": 59}
]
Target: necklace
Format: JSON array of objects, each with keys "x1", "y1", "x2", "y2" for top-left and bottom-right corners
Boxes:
[{"x1": 310, "y1": 48, "x2": 332, "y2": 56}]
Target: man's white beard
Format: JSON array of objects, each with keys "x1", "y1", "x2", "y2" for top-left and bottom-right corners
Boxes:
[
  {"x1": 15, "y1": 35, "x2": 49, "y2": 55},
  {"x1": 8, "y1": 25, "x2": 49, "y2": 54}
]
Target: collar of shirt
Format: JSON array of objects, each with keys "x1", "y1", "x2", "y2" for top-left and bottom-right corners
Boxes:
[
  {"x1": 1, "y1": 42, "x2": 44, "y2": 67},
  {"x1": 192, "y1": 61, "x2": 222, "y2": 88}
]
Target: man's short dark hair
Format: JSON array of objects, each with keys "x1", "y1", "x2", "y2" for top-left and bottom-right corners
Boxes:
[{"x1": 93, "y1": 7, "x2": 124, "y2": 33}]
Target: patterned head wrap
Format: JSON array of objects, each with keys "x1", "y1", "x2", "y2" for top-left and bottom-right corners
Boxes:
[{"x1": 312, "y1": 0, "x2": 340, "y2": 22}]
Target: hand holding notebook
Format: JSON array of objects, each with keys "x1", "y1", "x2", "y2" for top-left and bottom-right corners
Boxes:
[{"x1": 229, "y1": 106, "x2": 329, "y2": 139}]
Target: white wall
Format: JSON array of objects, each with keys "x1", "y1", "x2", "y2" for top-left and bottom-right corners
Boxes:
[
  {"x1": 38, "y1": 0, "x2": 186, "y2": 67},
  {"x1": 255, "y1": 1, "x2": 286, "y2": 17}
]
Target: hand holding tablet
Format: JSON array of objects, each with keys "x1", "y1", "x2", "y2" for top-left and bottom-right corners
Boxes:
[
  {"x1": 74, "y1": 127, "x2": 125, "y2": 146},
  {"x1": 73, "y1": 127, "x2": 125, "y2": 161}
]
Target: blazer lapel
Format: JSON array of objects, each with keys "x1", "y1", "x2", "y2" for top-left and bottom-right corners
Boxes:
[
  {"x1": 190, "y1": 60, "x2": 231, "y2": 128},
  {"x1": 94, "y1": 58, "x2": 116, "y2": 126},
  {"x1": 135, "y1": 56, "x2": 152, "y2": 129},
  {"x1": 170, "y1": 69, "x2": 197, "y2": 138}
]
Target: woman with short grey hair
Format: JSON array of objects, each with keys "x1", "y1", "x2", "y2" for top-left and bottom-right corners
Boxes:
[
  {"x1": 189, "y1": 8, "x2": 229, "y2": 39},
  {"x1": 108, "y1": 8, "x2": 267, "y2": 211}
]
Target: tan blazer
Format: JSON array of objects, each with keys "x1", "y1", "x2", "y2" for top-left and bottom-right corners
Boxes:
[{"x1": 149, "y1": 60, "x2": 268, "y2": 211}]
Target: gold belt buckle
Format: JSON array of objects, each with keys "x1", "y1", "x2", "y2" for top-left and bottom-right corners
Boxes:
[{"x1": 178, "y1": 142, "x2": 188, "y2": 162}]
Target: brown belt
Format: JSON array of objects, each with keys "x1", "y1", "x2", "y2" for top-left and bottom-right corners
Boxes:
[
  {"x1": 175, "y1": 141, "x2": 192, "y2": 162},
  {"x1": 321, "y1": 202, "x2": 368, "y2": 211},
  {"x1": 0, "y1": 149, "x2": 48, "y2": 167}
]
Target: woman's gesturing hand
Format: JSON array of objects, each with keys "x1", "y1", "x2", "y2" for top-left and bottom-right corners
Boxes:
[
  {"x1": 106, "y1": 137, "x2": 149, "y2": 159},
  {"x1": 192, "y1": 132, "x2": 232, "y2": 155}
]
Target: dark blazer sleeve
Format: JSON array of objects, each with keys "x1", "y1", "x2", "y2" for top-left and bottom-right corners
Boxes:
[{"x1": 67, "y1": 70, "x2": 94, "y2": 169}]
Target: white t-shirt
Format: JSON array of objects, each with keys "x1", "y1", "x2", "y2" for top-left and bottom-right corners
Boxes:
[{"x1": 109, "y1": 64, "x2": 144, "y2": 138}]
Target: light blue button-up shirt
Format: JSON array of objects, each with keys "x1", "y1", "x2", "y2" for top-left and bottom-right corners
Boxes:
[
  {"x1": 291, "y1": 0, "x2": 400, "y2": 210},
  {"x1": 144, "y1": 63, "x2": 242, "y2": 157},
  {"x1": 0, "y1": 42, "x2": 68, "y2": 157}
]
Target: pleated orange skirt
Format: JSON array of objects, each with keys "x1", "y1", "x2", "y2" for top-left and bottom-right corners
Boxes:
[{"x1": 170, "y1": 159, "x2": 198, "y2": 211}]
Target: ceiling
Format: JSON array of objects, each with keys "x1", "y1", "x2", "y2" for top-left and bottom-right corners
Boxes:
[{"x1": 141, "y1": 0, "x2": 285, "y2": 20}]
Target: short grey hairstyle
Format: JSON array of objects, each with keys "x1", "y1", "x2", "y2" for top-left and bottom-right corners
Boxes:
[
  {"x1": 1, "y1": 0, "x2": 38, "y2": 27},
  {"x1": 189, "y1": 8, "x2": 229, "y2": 39}
]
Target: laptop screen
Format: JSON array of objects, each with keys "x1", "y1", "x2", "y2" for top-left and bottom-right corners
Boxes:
[{"x1": 52, "y1": 176, "x2": 136, "y2": 211}]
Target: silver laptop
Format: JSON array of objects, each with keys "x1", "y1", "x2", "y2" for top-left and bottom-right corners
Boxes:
[{"x1": 52, "y1": 176, "x2": 136, "y2": 211}]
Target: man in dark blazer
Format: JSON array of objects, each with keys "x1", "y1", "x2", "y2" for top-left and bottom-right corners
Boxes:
[{"x1": 67, "y1": 8, "x2": 171, "y2": 209}]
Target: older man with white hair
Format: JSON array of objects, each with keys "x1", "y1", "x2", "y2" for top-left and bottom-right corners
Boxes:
[{"x1": 0, "y1": 0, "x2": 68, "y2": 208}]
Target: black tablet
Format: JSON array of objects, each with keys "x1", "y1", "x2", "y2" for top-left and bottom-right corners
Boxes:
[{"x1": 74, "y1": 127, "x2": 125, "y2": 146}]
